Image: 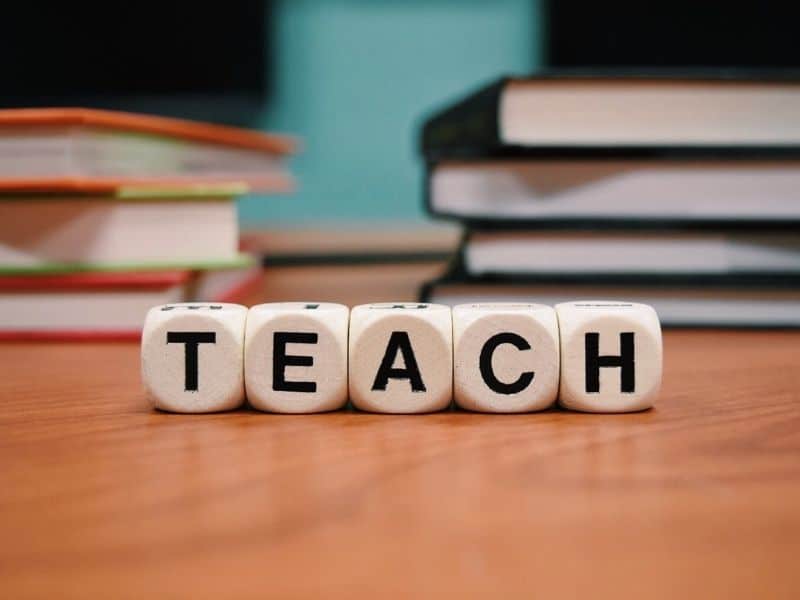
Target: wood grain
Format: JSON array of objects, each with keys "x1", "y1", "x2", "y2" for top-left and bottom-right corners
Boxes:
[{"x1": 1, "y1": 268, "x2": 799, "y2": 598}]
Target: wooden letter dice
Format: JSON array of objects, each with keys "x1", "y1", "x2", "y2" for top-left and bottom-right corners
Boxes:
[
  {"x1": 244, "y1": 302, "x2": 349, "y2": 413},
  {"x1": 453, "y1": 303, "x2": 560, "y2": 413},
  {"x1": 556, "y1": 301, "x2": 662, "y2": 413},
  {"x1": 141, "y1": 302, "x2": 247, "y2": 413},
  {"x1": 349, "y1": 303, "x2": 452, "y2": 413}
]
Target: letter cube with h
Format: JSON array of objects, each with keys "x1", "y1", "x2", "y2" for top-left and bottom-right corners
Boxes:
[{"x1": 555, "y1": 301, "x2": 662, "y2": 413}]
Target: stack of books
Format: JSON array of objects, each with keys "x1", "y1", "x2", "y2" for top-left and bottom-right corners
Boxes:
[
  {"x1": 0, "y1": 108, "x2": 296, "y2": 339},
  {"x1": 419, "y1": 73, "x2": 800, "y2": 326}
]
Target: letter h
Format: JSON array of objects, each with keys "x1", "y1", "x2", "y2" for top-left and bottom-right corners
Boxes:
[{"x1": 585, "y1": 332, "x2": 635, "y2": 393}]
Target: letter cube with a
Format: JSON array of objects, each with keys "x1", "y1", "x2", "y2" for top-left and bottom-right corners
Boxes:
[
  {"x1": 348, "y1": 303, "x2": 452, "y2": 414},
  {"x1": 244, "y1": 302, "x2": 349, "y2": 413},
  {"x1": 556, "y1": 301, "x2": 662, "y2": 413},
  {"x1": 453, "y1": 303, "x2": 560, "y2": 413},
  {"x1": 141, "y1": 303, "x2": 247, "y2": 413}
]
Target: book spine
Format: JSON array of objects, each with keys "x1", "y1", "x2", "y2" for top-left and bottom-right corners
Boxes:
[
  {"x1": 425, "y1": 271, "x2": 800, "y2": 288},
  {"x1": 426, "y1": 215, "x2": 800, "y2": 231},
  {"x1": 418, "y1": 278, "x2": 435, "y2": 303},
  {"x1": 0, "y1": 330, "x2": 142, "y2": 342},
  {"x1": 418, "y1": 234, "x2": 470, "y2": 304},
  {"x1": 420, "y1": 78, "x2": 507, "y2": 160},
  {"x1": 425, "y1": 145, "x2": 800, "y2": 162}
]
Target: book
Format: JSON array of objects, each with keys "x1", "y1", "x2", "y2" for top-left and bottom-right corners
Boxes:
[
  {"x1": 421, "y1": 72, "x2": 800, "y2": 158},
  {"x1": 241, "y1": 223, "x2": 460, "y2": 265},
  {"x1": 421, "y1": 269, "x2": 800, "y2": 328},
  {"x1": 426, "y1": 158, "x2": 800, "y2": 227},
  {"x1": 0, "y1": 108, "x2": 296, "y2": 193},
  {"x1": 0, "y1": 265, "x2": 261, "y2": 340},
  {"x1": 464, "y1": 230, "x2": 800, "y2": 276},
  {"x1": 0, "y1": 194, "x2": 251, "y2": 272}
]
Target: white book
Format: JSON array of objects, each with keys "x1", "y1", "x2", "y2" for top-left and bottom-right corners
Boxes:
[
  {"x1": 0, "y1": 196, "x2": 239, "y2": 270},
  {"x1": 465, "y1": 231, "x2": 800, "y2": 276},
  {"x1": 0, "y1": 265, "x2": 260, "y2": 337},
  {"x1": 430, "y1": 160, "x2": 800, "y2": 224},
  {"x1": 500, "y1": 78, "x2": 800, "y2": 147},
  {"x1": 0, "y1": 107, "x2": 295, "y2": 193},
  {"x1": 424, "y1": 281, "x2": 800, "y2": 327},
  {"x1": 422, "y1": 76, "x2": 800, "y2": 151}
]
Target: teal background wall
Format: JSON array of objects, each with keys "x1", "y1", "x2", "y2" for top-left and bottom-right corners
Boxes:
[{"x1": 240, "y1": 0, "x2": 542, "y2": 225}]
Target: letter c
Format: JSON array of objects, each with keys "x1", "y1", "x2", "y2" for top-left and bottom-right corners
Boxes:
[{"x1": 478, "y1": 332, "x2": 534, "y2": 395}]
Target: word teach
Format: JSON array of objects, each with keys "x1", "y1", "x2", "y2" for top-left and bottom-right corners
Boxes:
[{"x1": 141, "y1": 301, "x2": 662, "y2": 414}]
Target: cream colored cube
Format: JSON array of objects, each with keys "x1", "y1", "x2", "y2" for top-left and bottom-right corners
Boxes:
[
  {"x1": 141, "y1": 302, "x2": 247, "y2": 413},
  {"x1": 348, "y1": 303, "x2": 452, "y2": 413},
  {"x1": 244, "y1": 302, "x2": 349, "y2": 413},
  {"x1": 556, "y1": 301, "x2": 662, "y2": 413},
  {"x1": 453, "y1": 303, "x2": 559, "y2": 413}
]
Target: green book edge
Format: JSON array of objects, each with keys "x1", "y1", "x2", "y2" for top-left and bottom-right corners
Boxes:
[
  {"x1": 0, "y1": 253, "x2": 255, "y2": 276},
  {"x1": 117, "y1": 183, "x2": 250, "y2": 198},
  {"x1": 0, "y1": 182, "x2": 251, "y2": 202}
]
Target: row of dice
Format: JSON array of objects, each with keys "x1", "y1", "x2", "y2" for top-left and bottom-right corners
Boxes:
[{"x1": 141, "y1": 301, "x2": 662, "y2": 414}]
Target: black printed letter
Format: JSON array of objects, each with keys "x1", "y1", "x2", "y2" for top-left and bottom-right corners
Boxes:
[
  {"x1": 371, "y1": 331, "x2": 426, "y2": 392},
  {"x1": 166, "y1": 331, "x2": 216, "y2": 391},
  {"x1": 479, "y1": 332, "x2": 534, "y2": 394},
  {"x1": 585, "y1": 332, "x2": 635, "y2": 393},
  {"x1": 273, "y1": 332, "x2": 318, "y2": 393}
]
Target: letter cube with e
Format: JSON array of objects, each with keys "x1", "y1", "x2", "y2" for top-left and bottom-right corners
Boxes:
[
  {"x1": 244, "y1": 302, "x2": 349, "y2": 413},
  {"x1": 141, "y1": 303, "x2": 248, "y2": 413},
  {"x1": 453, "y1": 303, "x2": 560, "y2": 413},
  {"x1": 556, "y1": 301, "x2": 662, "y2": 413},
  {"x1": 349, "y1": 303, "x2": 452, "y2": 413}
]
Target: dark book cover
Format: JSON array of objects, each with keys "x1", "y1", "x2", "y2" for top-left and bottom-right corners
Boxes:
[
  {"x1": 419, "y1": 70, "x2": 800, "y2": 161},
  {"x1": 419, "y1": 257, "x2": 800, "y2": 329},
  {"x1": 421, "y1": 234, "x2": 800, "y2": 301},
  {"x1": 421, "y1": 163, "x2": 800, "y2": 229},
  {"x1": 422, "y1": 260, "x2": 800, "y2": 297}
]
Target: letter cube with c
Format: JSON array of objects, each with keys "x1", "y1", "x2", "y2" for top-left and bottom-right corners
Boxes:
[
  {"x1": 141, "y1": 303, "x2": 248, "y2": 413},
  {"x1": 453, "y1": 303, "x2": 560, "y2": 413},
  {"x1": 556, "y1": 301, "x2": 662, "y2": 413},
  {"x1": 244, "y1": 302, "x2": 349, "y2": 413},
  {"x1": 348, "y1": 303, "x2": 452, "y2": 413}
]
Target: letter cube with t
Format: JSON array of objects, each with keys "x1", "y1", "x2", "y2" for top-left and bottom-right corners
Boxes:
[
  {"x1": 349, "y1": 303, "x2": 452, "y2": 413},
  {"x1": 141, "y1": 303, "x2": 248, "y2": 413},
  {"x1": 244, "y1": 303, "x2": 349, "y2": 413},
  {"x1": 556, "y1": 301, "x2": 662, "y2": 413},
  {"x1": 453, "y1": 303, "x2": 560, "y2": 413}
]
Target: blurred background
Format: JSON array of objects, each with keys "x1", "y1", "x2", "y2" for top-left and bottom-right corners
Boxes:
[
  {"x1": 5, "y1": 1, "x2": 796, "y2": 227},
  {"x1": 2, "y1": 0, "x2": 538, "y2": 224},
  {"x1": 3, "y1": 1, "x2": 800, "y2": 333}
]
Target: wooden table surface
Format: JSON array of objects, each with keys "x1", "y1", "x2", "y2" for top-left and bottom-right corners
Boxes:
[{"x1": 1, "y1": 266, "x2": 800, "y2": 598}]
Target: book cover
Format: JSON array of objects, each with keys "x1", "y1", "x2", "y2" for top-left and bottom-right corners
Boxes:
[
  {"x1": 0, "y1": 108, "x2": 298, "y2": 194},
  {"x1": 461, "y1": 230, "x2": 800, "y2": 277},
  {"x1": 420, "y1": 72, "x2": 800, "y2": 160},
  {"x1": 422, "y1": 158, "x2": 800, "y2": 228},
  {"x1": 420, "y1": 262, "x2": 800, "y2": 328},
  {"x1": 0, "y1": 264, "x2": 262, "y2": 341},
  {"x1": 0, "y1": 253, "x2": 255, "y2": 276}
]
